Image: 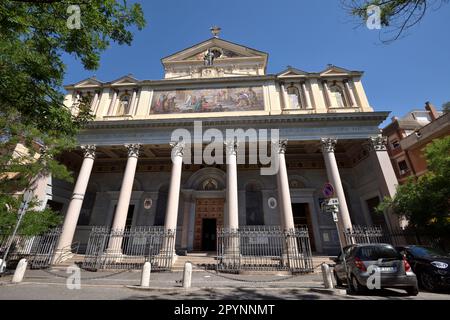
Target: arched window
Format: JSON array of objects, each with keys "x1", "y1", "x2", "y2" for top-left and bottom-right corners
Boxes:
[
  {"x1": 329, "y1": 85, "x2": 347, "y2": 108},
  {"x1": 245, "y1": 183, "x2": 264, "y2": 226},
  {"x1": 286, "y1": 85, "x2": 302, "y2": 109},
  {"x1": 117, "y1": 94, "x2": 131, "y2": 115}
]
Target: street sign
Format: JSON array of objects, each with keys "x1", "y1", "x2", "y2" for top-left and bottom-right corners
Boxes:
[{"x1": 322, "y1": 183, "x2": 335, "y2": 198}]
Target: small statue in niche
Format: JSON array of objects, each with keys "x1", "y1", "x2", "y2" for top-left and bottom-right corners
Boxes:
[{"x1": 204, "y1": 48, "x2": 215, "y2": 66}]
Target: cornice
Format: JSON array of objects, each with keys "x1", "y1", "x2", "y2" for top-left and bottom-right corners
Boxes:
[{"x1": 82, "y1": 112, "x2": 391, "y2": 130}]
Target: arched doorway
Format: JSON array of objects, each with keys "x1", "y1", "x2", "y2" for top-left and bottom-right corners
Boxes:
[{"x1": 184, "y1": 168, "x2": 226, "y2": 251}]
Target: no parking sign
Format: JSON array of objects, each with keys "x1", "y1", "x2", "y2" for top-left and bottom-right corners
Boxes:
[{"x1": 322, "y1": 183, "x2": 335, "y2": 198}]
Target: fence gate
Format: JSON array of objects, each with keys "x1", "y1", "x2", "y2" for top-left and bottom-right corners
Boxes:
[
  {"x1": 0, "y1": 228, "x2": 61, "y2": 269},
  {"x1": 216, "y1": 226, "x2": 314, "y2": 274},
  {"x1": 345, "y1": 225, "x2": 450, "y2": 251},
  {"x1": 82, "y1": 226, "x2": 175, "y2": 271}
]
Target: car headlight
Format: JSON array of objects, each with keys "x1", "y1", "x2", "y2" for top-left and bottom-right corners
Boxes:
[{"x1": 431, "y1": 261, "x2": 449, "y2": 269}]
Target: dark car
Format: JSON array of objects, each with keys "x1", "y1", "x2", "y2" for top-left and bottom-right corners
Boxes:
[
  {"x1": 396, "y1": 245, "x2": 450, "y2": 292},
  {"x1": 333, "y1": 243, "x2": 418, "y2": 296}
]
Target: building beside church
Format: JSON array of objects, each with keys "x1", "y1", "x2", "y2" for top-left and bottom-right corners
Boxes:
[
  {"x1": 383, "y1": 102, "x2": 449, "y2": 184},
  {"x1": 42, "y1": 31, "x2": 400, "y2": 259}
]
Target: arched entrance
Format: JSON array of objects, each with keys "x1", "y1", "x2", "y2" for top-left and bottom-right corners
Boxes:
[{"x1": 183, "y1": 168, "x2": 226, "y2": 252}]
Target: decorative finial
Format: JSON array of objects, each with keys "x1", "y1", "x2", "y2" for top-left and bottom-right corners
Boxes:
[{"x1": 210, "y1": 26, "x2": 221, "y2": 38}]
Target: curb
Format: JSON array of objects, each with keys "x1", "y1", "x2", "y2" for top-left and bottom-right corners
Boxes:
[
  {"x1": 125, "y1": 286, "x2": 317, "y2": 292},
  {"x1": 308, "y1": 288, "x2": 348, "y2": 296}
]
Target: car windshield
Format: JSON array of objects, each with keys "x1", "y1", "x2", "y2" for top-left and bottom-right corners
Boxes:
[
  {"x1": 409, "y1": 246, "x2": 448, "y2": 258},
  {"x1": 357, "y1": 245, "x2": 401, "y2": 261}
]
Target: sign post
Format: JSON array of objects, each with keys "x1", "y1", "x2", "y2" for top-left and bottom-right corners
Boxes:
[{"x1": 321, "y1": 183, "x2": 349, "y2": 288}]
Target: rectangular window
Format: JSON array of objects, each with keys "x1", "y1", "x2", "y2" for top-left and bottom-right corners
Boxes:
[
  {"x1": 391, "y1": 139, "x2": 400, "y2": 149},
  {"x1": 398, "y1": 160, "x2": 409, "y2": 174}
]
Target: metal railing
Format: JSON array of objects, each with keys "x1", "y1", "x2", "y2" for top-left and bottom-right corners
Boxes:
[
  {"x1": 0, "y1": 228, "x2": 62, "y2": 269},
  {"x1": 345, "y1": 225, "x2": 450, "y2": 251},
  {"x1": 82, "y1": 226, "x2": 175, "y2": 271},
  {"x1": 216, "y1": 226, "x2": 314, "y2": 273}
]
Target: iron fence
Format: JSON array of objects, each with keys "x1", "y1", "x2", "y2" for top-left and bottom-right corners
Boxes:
[
  {"x1": 216, "y1": 226, "x2": 314, "y2": 273},
  {"x1": 0, "y1": 228, "x2": 62, "y2": 269},
  {"x1": 345, "y1": 225, "x2": 450, "y2": 251},
  {"x1": 82, "y1": 226, "x2": 175, "y2": 271}
]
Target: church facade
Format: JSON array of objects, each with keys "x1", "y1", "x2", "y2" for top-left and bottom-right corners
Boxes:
[{"x1": 47, "y1": 33, "x2": 399, "y2": 257}]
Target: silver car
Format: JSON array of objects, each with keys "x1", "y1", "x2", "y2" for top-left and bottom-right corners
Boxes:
[{"x1": 333, "y1": 243, "x2": 419, "y2": 296}]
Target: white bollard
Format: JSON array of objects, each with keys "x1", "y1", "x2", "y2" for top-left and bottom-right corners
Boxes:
[
  {"x1": 182, "y1": 262, "x2": 192, "y2": 289},
  {"x1": 321, "y1": 263, "x2": 334, "y2": 289},
  {"x1": 140, "y1": 261, "x2": 151, "y2": 287},
  {"x1": 12, "y1": 259, "x2": 28, "y2": 283},
  {"x1": 0, "y1": 259, "x2": 6, "y2": 273}
]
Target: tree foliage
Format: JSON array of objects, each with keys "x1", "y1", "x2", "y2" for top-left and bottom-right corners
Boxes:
[
  {"x1": 342, "y1": 0, "x2": 449, "y2": 42},
  {"x1": 0, "y1": 1, "x2": 146, "y2": 235},
  {"x1": 378, "y1": 136, "x2": 450, "y2": 235}
]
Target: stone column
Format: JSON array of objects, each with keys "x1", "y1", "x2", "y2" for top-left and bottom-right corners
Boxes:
[
  {"x1": 106, "y1": 144, "x2": 140, "y2": 253},
  {"x1": 368, "y1": 134, "x2": 400, "y2": 230},
  {"x1": 301, "y1": 82, "x2": 312, "y2": 109},
  {"x1": 53, "y1": 145, "x2": 96, "y2": 264},
  {"x1": 276, "y1": 140, "x2": 295, "y2": 231},
  {"x1": 321, "y1": 138, "x2": 352, "y2": 232},
  {"x1": 225, "y1": 139, "x2": 239, "y2": 231},
  {"x1": 164, "y1": 142, "x2": 184, "y2": 232},
  {"x1": 129, "y1": 89, "x2": 138, "y2": 116},
  {"x1": 107, "y1": 90, "x2": 118, "y2": 116},
  {"x1": 275, "y1": 140, "x2": 299, "y2": 265},
  {"x1": 344, "y1": 79, "x2": 357, "y2": 107},
  {"x1": 322, "y1": 81, "x2": 332, "y2": 108},
  {"x1": 161, "y1": 142, "x2": 184, "y2": 260},
  {"x1": 224, "y1": 139, "x2": 240, "y2": 260},
  {"x1": 90, "y1": 91, "x2": 100, "y2": 114},
  {"x1": 280, "y1": 83, "x2": 290, "y2": 110}
]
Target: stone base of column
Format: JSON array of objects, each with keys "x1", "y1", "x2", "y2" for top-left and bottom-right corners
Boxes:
[
  {"x1": 52, "y1": 249, "x2": 74, "y2": 265},
  {"x1": 102, "y1": 248, "x2": 126, "y2": 264}
]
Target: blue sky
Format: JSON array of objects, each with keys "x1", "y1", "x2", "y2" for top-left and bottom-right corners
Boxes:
[{"x1": 63, "y1": 0, "x2": 450, "y2": 126}]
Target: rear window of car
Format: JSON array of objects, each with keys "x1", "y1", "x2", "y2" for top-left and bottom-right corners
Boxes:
[
  {"x1": 356, "y1": 245, "x2": 402, "y2": 261},
  {"x1": 409, "y1": 246, "x2": 447, "y2": 257}
]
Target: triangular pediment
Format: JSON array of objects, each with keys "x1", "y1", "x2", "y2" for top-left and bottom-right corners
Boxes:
[
  {"x1": 111, "y1": 75, "x2": 139, "y2": 86},
  {"x1": 162, "y1": 38, "x2": 268, "y2": 64},
  {"x1": 320, "y1": 65, "x2": 353, "y2": 76},
  {"x1": 278, "y1": 67, "x2": 308, "y2": 77},
  {"x1": 73, "y1": 77, "x2": 103, "y2": 88}
]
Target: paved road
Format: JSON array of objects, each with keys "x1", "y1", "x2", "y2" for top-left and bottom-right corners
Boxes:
[
  {"x1": 0, "y1": 282, "x2": 449, "y2": 300},
  {"x1": 0, "y1": 269, "x2": 449, "y2": 300}
]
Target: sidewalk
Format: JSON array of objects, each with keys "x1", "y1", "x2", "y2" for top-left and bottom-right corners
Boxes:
[{"x1": 0, "y1": 267, "x2": 325, "y2": 289}]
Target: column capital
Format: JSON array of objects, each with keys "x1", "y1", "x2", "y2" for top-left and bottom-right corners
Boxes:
[
  {"x1": 321, "y1": 138, "x2": 337, "y2": 153},
  {"x1": 274, "y1": 139, "x2": 288, "y2": 154},
  {"x1": 369, "y1": 134, "x2": 388, "y2": 152},
  {"x1": 80, "y1": 145, "x2": 96, "y2": 159},
  {"x1": 224, "y1": 138, "x2": 239, "y2": 156},
  {"x1": 170, "y1": 141, "x2": 185, "y2": 158},
  {"x1": 125, "y1": 144, "x2": 141, "y2": 158}
]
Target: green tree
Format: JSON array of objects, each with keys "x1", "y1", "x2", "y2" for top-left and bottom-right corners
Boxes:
[
  {"x1": 342, "y1": 0, "x2": 449, "y2": 42},
  {"x1": 0, "y1": 1, "x2": 146, "y2": 235},
  {"x1": 378, "y1": 136, "x2": 450, "y2": 235}
]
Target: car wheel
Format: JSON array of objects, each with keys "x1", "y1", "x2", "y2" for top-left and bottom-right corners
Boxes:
[
  {"x1": 420, "y1": 272, "x2": 437, "y2": 292},
  {"x1": 406, "y1": 286, "x2": 419, "y2": 296},
  {"x1": 334, "y1": 270, "x2": 343, "y2": 287},
  {"x1": 351, "y1": 275, "x2": 365, "y2": 294}
]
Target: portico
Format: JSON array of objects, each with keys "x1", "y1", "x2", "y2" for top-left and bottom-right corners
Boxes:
[{"x1": 50, "y1": 32, "x2": 400, "y2": 264}]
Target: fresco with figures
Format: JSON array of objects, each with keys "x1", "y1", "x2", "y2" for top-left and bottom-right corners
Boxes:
[{"x1": 150, "y1": 87, "x2": 264, "y2": 114}]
